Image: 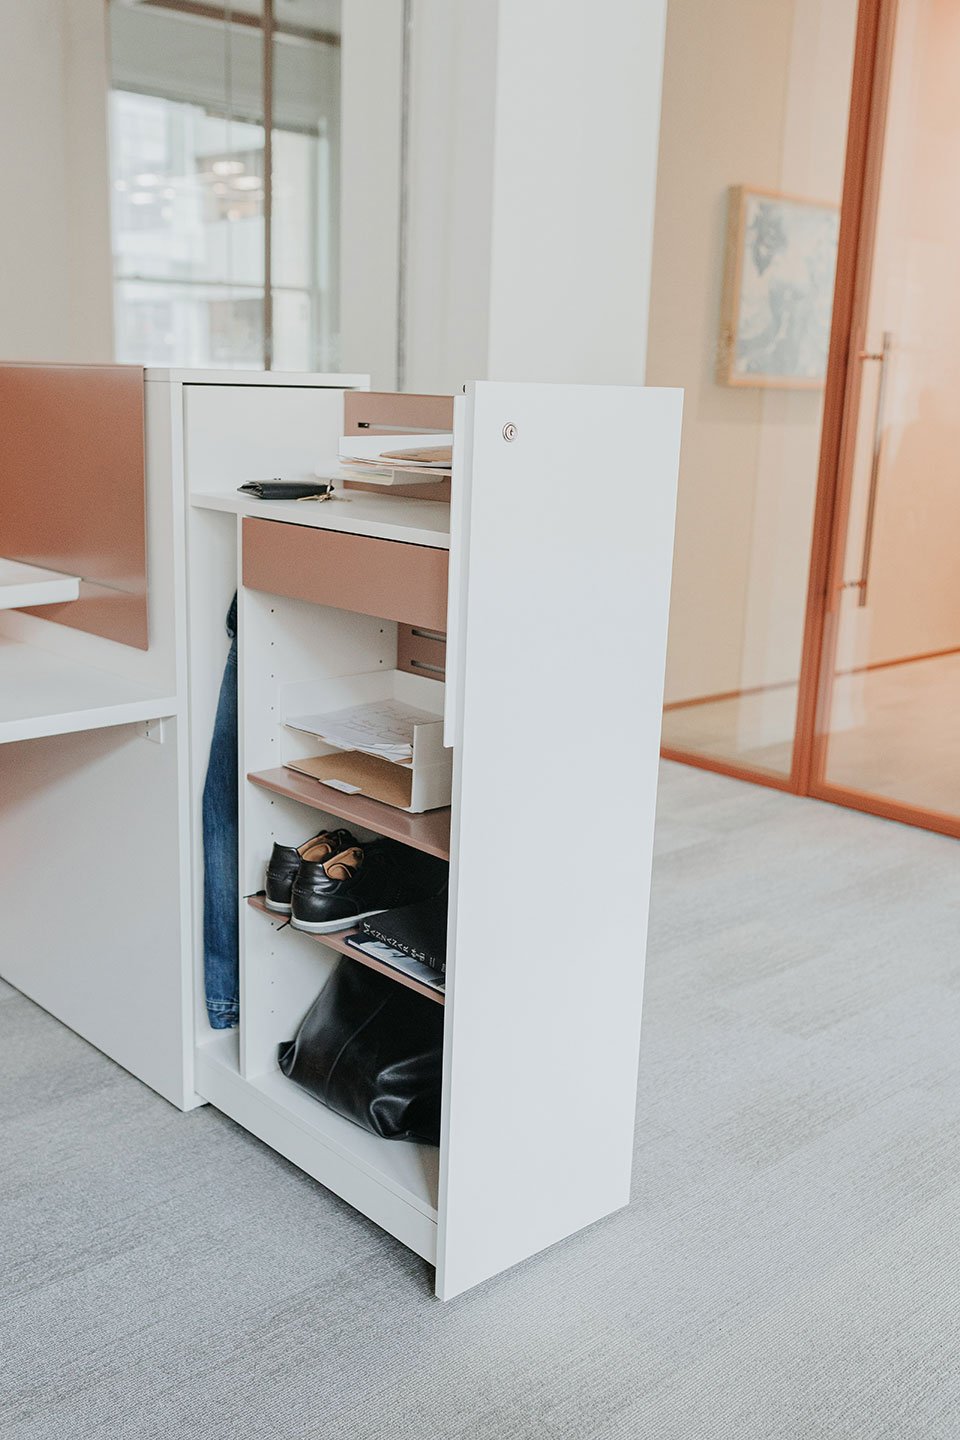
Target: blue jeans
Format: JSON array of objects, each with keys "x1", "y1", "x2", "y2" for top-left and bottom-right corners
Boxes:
[{"x1": 202, "y1": 596, "x2": 239, "y2": 1029}]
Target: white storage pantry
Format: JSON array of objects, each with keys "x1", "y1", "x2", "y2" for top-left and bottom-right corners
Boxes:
[{"x1": 0, "y1": 368, "x2": 682, "y2": 1299}]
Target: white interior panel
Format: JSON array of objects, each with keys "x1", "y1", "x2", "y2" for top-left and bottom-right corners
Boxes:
[
  {"x1": 239, "y1": 589, "x2": 396, "y2": 780},
  {"x1": 242, "y1": 902, "x2": 339, "y2": 1079},
  {"x1": 182, "y1": 383, "x2": 351, "y2": 498},
  {"x1": 237, "y1": 588, "x2": 394, "y2": 1073},
  {"x1": 184, "y1": 506, "x2": 239, "y2": 1044}
]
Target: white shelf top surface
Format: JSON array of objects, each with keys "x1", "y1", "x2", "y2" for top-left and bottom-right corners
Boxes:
[
  {"x1": 319, "y1": 461, "x2": 449, "y2": 489},
  {"x1": 145, "y1": 368, "x2": 369, "y2": 388},
  {"x1": 191, "y1": 488, "x2": 451, "y2": 550},
  {"x1": 0, "y1": 636, "x2": 177, "y2": 745},
  {"x1": 0, "y1": 558, "x2": 81, "y2": 610}
]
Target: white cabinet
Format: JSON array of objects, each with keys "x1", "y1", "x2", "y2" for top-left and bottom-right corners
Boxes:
[{"x1": 0, "y1": 368, "x2": 681, "y2": 1299}]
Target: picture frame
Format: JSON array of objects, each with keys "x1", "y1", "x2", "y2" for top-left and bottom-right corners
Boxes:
[{"x1": 717, "y1": 185, "x2": 840, "y2": 389}]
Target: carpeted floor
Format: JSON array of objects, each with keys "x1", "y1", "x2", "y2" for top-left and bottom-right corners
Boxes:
[{"x1": 3, "y1": 761, "x2": 960, "y2": 1439}]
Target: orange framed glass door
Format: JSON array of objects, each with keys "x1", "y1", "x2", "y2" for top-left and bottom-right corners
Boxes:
[
  {"x1": 802, "y1": 0, "x2": 960, "y2": 839},
  {"x1": 653, "y1": 0, "x2": 960, "y2": 842},
  {"x1": 650, "y1": 0, "x2": 865, "y2": 789}
]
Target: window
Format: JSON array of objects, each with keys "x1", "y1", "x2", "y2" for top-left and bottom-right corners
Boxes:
[{"x1": 108, "y1": 0, "x2": 340, "y2": 371}]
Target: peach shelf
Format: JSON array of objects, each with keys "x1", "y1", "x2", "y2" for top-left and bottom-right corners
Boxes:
[
  {"x1": 246, "y1": 766, "x2": 451, "y2": 860},
  {"x1": 247, "y1": 894, "x2": 444, "y2": 1006}
]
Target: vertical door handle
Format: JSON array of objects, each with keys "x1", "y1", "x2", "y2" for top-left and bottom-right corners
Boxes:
[{"x1": 855, "y1": 330, "x2": 893, "y2": 607}]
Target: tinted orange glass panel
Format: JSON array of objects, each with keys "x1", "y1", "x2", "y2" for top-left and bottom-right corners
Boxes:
[
  {"x1": 0, "y1": 363, "x2": 147, "y2": 649},
  {"x1": 811, "y1": 0, "x2": 960, "y2": 825}
]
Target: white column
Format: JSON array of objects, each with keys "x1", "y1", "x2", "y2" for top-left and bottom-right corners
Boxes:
[
  {"x1": 0, "y1": 0, "x2": 113, "y2": 362},
  {"x1": 403, "y1": 0, "x2": 669, "y2": 393},
  {"x1": 339, "y1": 0, "x2": 405, "y2": 388},
  {"x1": 487, "y1": 0, "x2": 668, "y2": 385},
  {"x1": 403, "y1": 0, "x2": 499, "y2": 395}
]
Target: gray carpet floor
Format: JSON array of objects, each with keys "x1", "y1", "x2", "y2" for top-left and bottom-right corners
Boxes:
[{"x1": 3, "y1": 761, "x2": 960, "y2": 1439}]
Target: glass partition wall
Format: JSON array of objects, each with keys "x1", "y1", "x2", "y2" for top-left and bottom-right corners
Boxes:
[
  {"x1": 107, "y1": 0, "x2": 340, "y2": 371},
  {"x1": 809, "y1": 0, "x2": 960, "y2": 833},
  {"x1": 650, "y1": 0, "x2": 861, "y2": 783},
  {"x1": 652, "y1": 0, "x2": 960, "y2": 841}
]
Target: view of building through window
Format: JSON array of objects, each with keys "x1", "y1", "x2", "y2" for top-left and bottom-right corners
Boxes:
[{"x1": 107, "y1": 0, "x2": 340, "y2": 371}]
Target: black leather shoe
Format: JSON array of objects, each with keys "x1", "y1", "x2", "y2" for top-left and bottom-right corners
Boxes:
[
  {"x1": 290, "y1": 839, "x2": 447, "y2": 934},
  {"x1": 265, "y1": 828, "x2": 356, "y2": 913}
]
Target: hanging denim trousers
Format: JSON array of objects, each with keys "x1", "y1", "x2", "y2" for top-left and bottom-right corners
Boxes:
[{"x1": 202, "y1": 595, "x2": 239, "y2": 1029}]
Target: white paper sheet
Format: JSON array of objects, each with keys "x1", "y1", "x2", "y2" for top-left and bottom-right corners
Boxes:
[
  {"x1": 338, "y1": 432, "x2": 453, "y2": 469},
  {"x1": 287, "y1": 699, "x2": 438, "y2": 763}
]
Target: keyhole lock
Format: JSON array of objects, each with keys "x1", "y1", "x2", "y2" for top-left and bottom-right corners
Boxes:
[{"x1": 502, "y1": 422, "x2": 518, "y2": 442}]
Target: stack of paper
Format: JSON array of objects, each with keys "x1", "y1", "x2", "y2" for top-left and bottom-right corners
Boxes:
[
  {"x1": 286, "y1": 698, "x2": 439, "y2": 765},
  {"x1": 338, "y1": 433, "x2": 453, "y2": 473}
]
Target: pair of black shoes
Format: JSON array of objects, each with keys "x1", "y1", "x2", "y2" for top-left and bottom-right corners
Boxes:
[{"x1": 265, "y1": 828, "x2": 447, "y2": 934}]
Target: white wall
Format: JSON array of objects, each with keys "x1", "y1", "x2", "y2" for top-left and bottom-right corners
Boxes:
[{"x1": 0, "y1": 0, "x2": 113, "y2": 363}]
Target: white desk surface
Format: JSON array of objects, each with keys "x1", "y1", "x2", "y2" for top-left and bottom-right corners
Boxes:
[
  {"x1": 144, "y1": 368, "x2": 369, "y2": 388},
  {"x1": 190, "y1": 489, "x2": 451, "y2": 550},
  {"x1": 0, "y1": 636, "x2": 177, "y2": 744},
  {"x1": 0, "y1": 558, "x2": 81, "y2": 611}
]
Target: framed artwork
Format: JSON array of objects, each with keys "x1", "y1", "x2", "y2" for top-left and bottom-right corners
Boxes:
[{"x1": 718, "y1": 185, "x2": 840, "y2": 389}]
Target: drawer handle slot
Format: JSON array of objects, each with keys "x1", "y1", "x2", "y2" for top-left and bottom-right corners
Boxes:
[{"x1": 398, "y1": 624, "x2": 447, "y2": 680}]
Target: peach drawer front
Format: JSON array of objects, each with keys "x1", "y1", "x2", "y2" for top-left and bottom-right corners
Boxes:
[{"x1": 242, "y1": 518, "x2": 448, "y2": 631}]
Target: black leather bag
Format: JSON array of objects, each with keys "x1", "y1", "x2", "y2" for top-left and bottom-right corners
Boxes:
[{"x1": 278, "y1": 961, "x2": 443, "y2": 1144}]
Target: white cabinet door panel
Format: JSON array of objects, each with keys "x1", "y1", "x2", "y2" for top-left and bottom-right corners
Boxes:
[{"x1": 437, "y1": 381, "x2": 682, "y2": 1298}]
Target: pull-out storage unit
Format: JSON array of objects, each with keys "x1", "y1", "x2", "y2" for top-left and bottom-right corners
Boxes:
[
  {"x1": 188, "y1": 380, "x2": 682, "y2": 1298},
  {"x1": 1, "y1": 366, "x2": 681, "y2": 1300}
]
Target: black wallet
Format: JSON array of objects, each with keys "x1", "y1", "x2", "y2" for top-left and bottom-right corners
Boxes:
[
  {"x1": 238, "y1": 479, "x2": 334, "y2": 501},
  {"x1": 360, "y1": 894, "x2": 448, "y2": 974}
]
